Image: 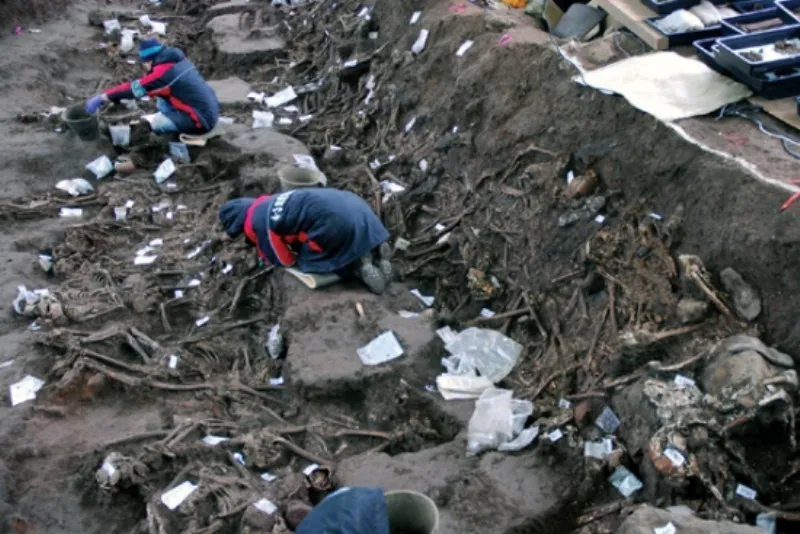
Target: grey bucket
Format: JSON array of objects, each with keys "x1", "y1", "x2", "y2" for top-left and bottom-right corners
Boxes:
[
  {"x1": 385, "y1": 490, "x2": 440, "y2": 534},
  {"x1": 62, "y1": 105, "x2": 99, "y2": 141},
  {"x1": 278, "y1": 166, "x2": 324, "y2": 192}
]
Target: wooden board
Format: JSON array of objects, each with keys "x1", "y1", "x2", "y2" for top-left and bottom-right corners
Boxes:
[
  {"x1": 593, "y1": 0, "x2": 668, "y2": 50},
  {"x1": 284, "y1": 268, "x2": 341, "y2": 290},
  {"x1": 750, "y1": 95, "x2": 800, "y2": 132}
]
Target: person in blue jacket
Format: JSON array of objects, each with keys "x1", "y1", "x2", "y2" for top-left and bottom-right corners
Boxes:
[
  {"x1": 84, "y1": 38, "x2": 220, "y2": 135},
  {"x1": 296, "y1": 487, "x2": 389, "y2": 534},
  {"x1": 218, "y1": 188, "x2": 394, "y2": 294}
]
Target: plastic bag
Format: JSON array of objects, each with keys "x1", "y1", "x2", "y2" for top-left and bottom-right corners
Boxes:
[
  {"x1": 267, "y1": 324, "x2": 285, "y2": 359},
  {"x1": 109, "y1": 124, "x2": 131, "y2": 147},
  {"x1": 56, "y1": 178, "x2": 93, "y2": 197},
  {"x1": 445, "y1": 327, "x2": 522, "y2": 383},
  {"x1": 466, "y1": 388, "x2": 514, "y2": 456},
  {"x1": 86, "y1": 155, "x2": 114, "y2": 179},
  {"x1": 511, "y1": 399, "x2": 534, "y2": 435}
]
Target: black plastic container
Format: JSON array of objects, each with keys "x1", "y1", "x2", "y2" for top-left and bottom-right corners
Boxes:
[
  {"x1": 715, "y1": 24, "x2": 800, "y2": 75},
  {"x1": 642, "y1": 0, "x2": 700, "y2": 15},
  {"x1": 722, "y1": 7, "x2": 797, "y2": 33}
]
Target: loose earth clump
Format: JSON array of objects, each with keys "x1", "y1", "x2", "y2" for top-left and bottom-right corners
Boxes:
[{"x1": 1, "y1": 0, "x2": 800, "y2": 533}]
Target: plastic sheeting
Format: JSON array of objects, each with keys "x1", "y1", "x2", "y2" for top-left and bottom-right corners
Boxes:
[{"x1": 576, "y1": 52, "x2": 752, "y2": 122}]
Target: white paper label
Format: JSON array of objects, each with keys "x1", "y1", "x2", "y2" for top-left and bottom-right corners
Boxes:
[
  {"x1": 168, "y1": 355, "x2": 179, "y2": 369},
  {"x1": 663, "y1": 447, "x2": 685, "y2": 467},
  {"x1": 548, "y1": 429, "x2": 563, "y2": 442},
  {"x1": 253, "y1": 498, "x2": 277, "y2": 515},
  {"x1": 736, "y1": 484, "x2": 757, "y2": 500},
  {"x1": 202, "y1": 435, "x2": 229, "y2": 446},
  {"x1": 674, "y1": 374, "x2": 696, "y2": 388},
  {"x1": 260, "y1": 472, "x2": 277, "y2": 482},
  {"x1": 302, "y1": 463, "x2": 320, "y2": 476},
  {"x1": 195, "y1": 316, "x2": 210, "y2": 327},
  {"x1": 558, "y1": 398, "x2": 571, "y2": 409},
  {"x1": 161, "y1": 481, "x2": 197, "y2": 510},
  {"x1": 653, "y1": 522, "x2": 677, "y2": 534}
]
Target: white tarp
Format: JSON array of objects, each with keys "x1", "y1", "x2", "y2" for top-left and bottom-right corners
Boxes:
[{"x1": 576, "y1": 51, "x2": 752, "y2": 122}]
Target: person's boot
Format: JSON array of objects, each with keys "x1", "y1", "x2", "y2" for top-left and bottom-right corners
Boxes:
[
  {"x1": 376, "y1": 242, "x2": 394, "y2": 281},
  {"x1": 357, "y1": 254, "x2": 386, "y2": 294}
]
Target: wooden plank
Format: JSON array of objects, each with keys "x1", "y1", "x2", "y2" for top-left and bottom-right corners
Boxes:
[
  {"x1": 594, "y1": 0, "x2": 668, "y2": 50},
  {"x1": 751, "y1": 96, "x2": 800, "y2": 133}
]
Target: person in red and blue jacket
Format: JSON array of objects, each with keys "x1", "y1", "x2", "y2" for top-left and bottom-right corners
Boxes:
[
  {"x1": 84, "y1": 38, "x2": 219, "y2": 135},
  {"x1": 219, "y1": 188, "x2": 394, "y2": 294}
]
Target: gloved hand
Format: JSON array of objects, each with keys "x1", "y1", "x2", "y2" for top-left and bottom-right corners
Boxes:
[{"x1": 85, "y1": 95, "x2": 106, "y2": 114}]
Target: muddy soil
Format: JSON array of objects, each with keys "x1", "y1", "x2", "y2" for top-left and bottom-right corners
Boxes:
[{"x1": 0, "y1": 0, "x2": 798, "y2": 533}]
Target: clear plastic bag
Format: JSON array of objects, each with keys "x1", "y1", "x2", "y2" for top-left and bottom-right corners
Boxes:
[
  {"x1": 445, "y1": 327, "x2": 522, "y2": 383},
  {"x1": 109, "y1": 125, "x2": 131, "y2": 147},
  {"x1": 466, "y1": 388, "x2": 513, "y2": 456},
  {"x1": 511, "y1": 399, "x2": 534, "y2": 435}
]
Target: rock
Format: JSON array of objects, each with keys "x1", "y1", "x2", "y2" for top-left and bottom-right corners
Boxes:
[
  {"x1": 676, "y1": 298, "x2": 708, "y2": 324},
  {"x1": 725, "y1": 333, "x2": 794, "y2": 368},
  {"x1": 702, "y1": 348, "x2": 773, "y2": 398},
  {"x1": 617, "y1": 505, "x2": 764, "y2": 534},
  {"x1": 207, "y1": 14, "x2": 285, "y2": 62},
  {"x1": 322, "y1": 146, "x2": 345, "y2": 165},
  {"x1": 208, "y1": 0, "x2": 253, "y2": 16},
  {"x1": 240, "y1": 504, "x2": 275, "y2": 533},
  {"x1": 702, "y1": 335, "x2": 793, "y2": 397},
  {"x1": 720, "y1": 267, "x2": 761, "y2": 321},
  {"x1": 207, "y1": 77, "x2": 252, "y2": 107},
  {"x1": 285, "y1": 500, "x2": 312, "y2": 530}
]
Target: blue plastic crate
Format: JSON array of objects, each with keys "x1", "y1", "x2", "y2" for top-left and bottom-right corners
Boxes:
[
  {"x1": 715, "y1": 24, "x2": 800, "y2": 75},
  {"x1": 646, "y1": 18, "x2": 723, "y2": 46},
  {"x1": 725, "y1": 63, "x2": 800, "y2": 98},
  {"x1": 733, "y1": 0, "x2": 776, "y2": 12},
  {"x1": 642, "y1": 0, "x2": 700, "y2": 15},
  {"x1": 694, "y1": 37, "x2": 729, "y2": 73},
  {"x1": 722, "y1": 7, "x2": 797, "y2": 33},
  {"x1": 777, "y1": 0, "x2": 800, "y2": 21}
]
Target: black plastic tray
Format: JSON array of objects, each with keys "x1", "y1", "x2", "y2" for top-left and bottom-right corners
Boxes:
[
  {"x1": 722, "y1": 7, "x2": 797, "y2": 33},
  {"x1": 694, "y1": 37, "x2": 729, "y2": 73},
  {"x1": 642, "y1": 0, "x2": 699, "y2": 15},
  {"x1": 646, "y1": 18, "x2": 723, "y2": 46},
  {"x1": 733, "y1": 0, "x2": 776, "y2": 12},
  {"x1": 777, "y1": 0, "x2": 800, "y2": 21},
  {"x1": 715, "y1": 24, "x2": 800, "y2": 75}
]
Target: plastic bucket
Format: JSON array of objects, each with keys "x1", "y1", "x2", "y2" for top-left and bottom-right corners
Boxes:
[
  {"x1": 278, "y1": 166, "x2": 324, "y2": 192},
  {"x1": 62, "y1": 105, "x2": 99, "y2": 141},
  {"x1": 384, "y1": 490, "x2": 440, "y2": 534}
]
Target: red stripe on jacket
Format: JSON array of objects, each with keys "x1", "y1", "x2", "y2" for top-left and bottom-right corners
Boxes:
[
  {"x1": 243, "y1": 196, "x2": 297, "y2": 267},
  {"x1": 104, "y1": 63, "x2": 203, "y2": 129}
]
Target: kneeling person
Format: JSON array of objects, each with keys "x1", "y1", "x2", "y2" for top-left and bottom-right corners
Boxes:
[
  {"x1": 85, "y1": 38, "x2": 220, "y2": 136},
  {"x1": 219, "y1": 188, "x2": 394, "y2": 294}
]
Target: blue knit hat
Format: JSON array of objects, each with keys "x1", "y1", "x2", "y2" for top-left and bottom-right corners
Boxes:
[{"x1": 138, "y1": 38, "x2": 163, "y2": 61}]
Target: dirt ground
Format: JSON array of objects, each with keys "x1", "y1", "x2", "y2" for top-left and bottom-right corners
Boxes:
[{"x1": 0, "y1": 0, "x2": 799, "y2": 533}]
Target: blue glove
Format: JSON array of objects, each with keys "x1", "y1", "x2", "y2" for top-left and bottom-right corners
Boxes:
[{"x1": 85, "y1": 95, "x2": 105, "y2": 114}]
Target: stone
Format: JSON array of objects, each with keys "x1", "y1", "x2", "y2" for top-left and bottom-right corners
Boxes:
[
  {"x1": 207, "y1": 0, "x2": 253, "y2": 16},
  {"x1": 224, "y1": 123, "x2": 309, "y2": 161},
  {"x1": 207, "y1": 14, "x2": 285, "y2": 58},
  {"x1": 676, "y1": 297, "x2": 708, "y2": 325},
  {"x1": 207, "y1": 77, "x2": 252, "y2": 107},
  {"x1": 702, "y1": 349, "x2": 773, "y2": 398},
  {"x1": 720, "y1": 267, "x2": 761, "y2": 321},
  {"x1": 239, "y1": 504, "x2": 274, "y2": 533},
  {"x1": 617, "y1": 505, "x2": 764, "y2": 534}
]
